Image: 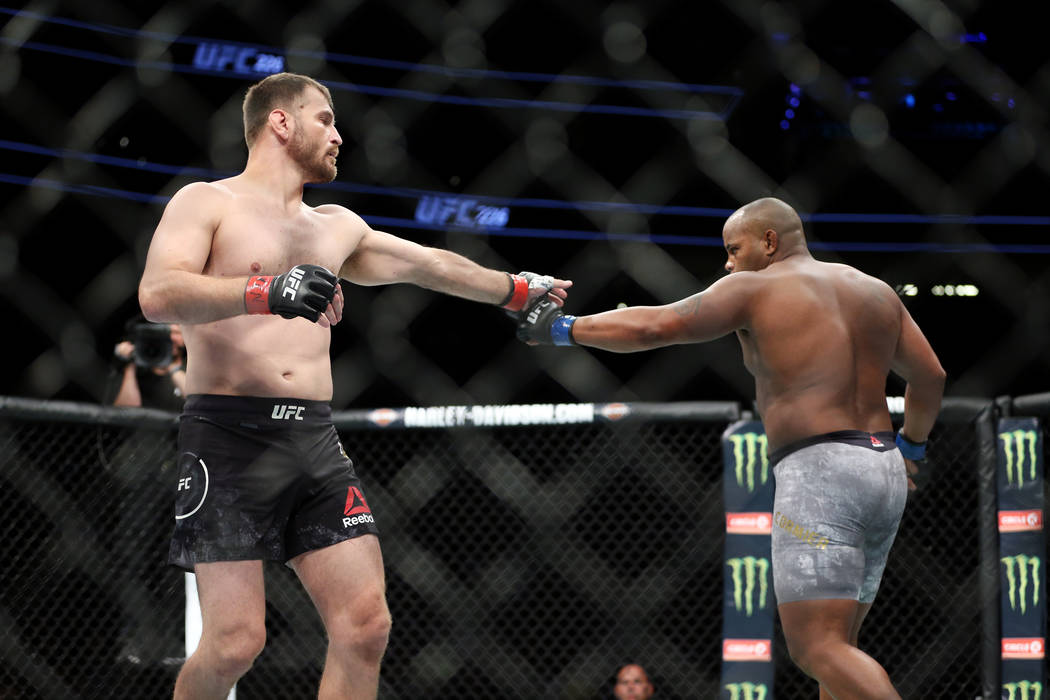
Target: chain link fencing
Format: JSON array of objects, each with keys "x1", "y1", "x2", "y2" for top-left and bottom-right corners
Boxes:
[
  {"x1": 1, "y1": 4, "x2": 1049, "y2": 698},
  {"x1": 0, "y1": 396, "x2": 1016, "y2": 699},
  {"x1": 1, "y1": 3, "x2": 1049, "y2": 409}
]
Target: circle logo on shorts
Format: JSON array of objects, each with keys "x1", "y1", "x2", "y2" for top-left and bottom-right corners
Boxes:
[{"x1": 174, "y1": 451, "x2": 210, "y2": 520}]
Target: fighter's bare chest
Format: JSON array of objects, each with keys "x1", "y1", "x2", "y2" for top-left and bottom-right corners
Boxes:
[{"x1": 206, "y1": 210, "x2": 349, "y2": 276}]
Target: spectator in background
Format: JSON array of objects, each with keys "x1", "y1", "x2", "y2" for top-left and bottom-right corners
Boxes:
[
  {"x1": 108, "y1": 317, "x2": 189, "y2": 668},
  {"x1": 111, "y1": 319, "x2": 187, "y2": 410},
  {"x1": 613, "y1": 663, "x2": 655, "y2": 700}
]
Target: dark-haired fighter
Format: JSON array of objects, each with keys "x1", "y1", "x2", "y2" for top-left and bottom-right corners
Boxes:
[
  {"x1": 518, "y1": 197, "x2": 944, "y2": 700},
  {"x1": 139, "y1": 72, "x2": 570, "y2": 699}
]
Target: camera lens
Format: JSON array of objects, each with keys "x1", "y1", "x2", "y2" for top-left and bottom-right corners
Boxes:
[{"x1": 132, "y1": 324, "x2": 173, "y2": 368}]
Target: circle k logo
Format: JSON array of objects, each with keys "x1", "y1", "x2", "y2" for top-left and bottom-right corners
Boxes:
[{"x1": 997, "y1": 509, "x2": 1044, "y2": 532}]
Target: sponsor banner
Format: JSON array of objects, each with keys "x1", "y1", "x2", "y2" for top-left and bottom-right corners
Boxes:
[
  {"x1": 1000, "y1": 666, "x2": 1045, "y2": 700},
  {"x1": 721, "y1": 421, "x2": 774, "y2": 697},
  {"x1": 365, "y1": 404, "x2": 597, "y2": 429},
  {"x1": 352, "y1": 403, "x2": 644, "y2": 429},
  {"x1": 402, "y1": 403, "x2": 596, "y2": 428},
  {"x1": 999, "y1": 510, "x2": 1044, "y2": 533},
  {"x1": 723, "y1": 424, "x2": 772, "y2": 512},
  {"x1": 599, "y1": 402, "x2": 631, "y2": 421},
  {"x1": 722, "y1": 642, "x2": 772, "y2": 663},
  {"x1": 722, "y1": 639, "x2": 772, "y2": 662},
  {"x1": 998, "y1": 419, "x2": 1043, "y2": 506},
  {"x1": 726, "y1": 512, "x2": 773, "y2": 535},
  {"x1": 722, "y1": 681, "x2": 770, "y2": 700},
  {"x1": 1002, "y1": 638, "x2": 1045, "y2": 660},
  {"x1": 1000, "y1": 544, "x2": 1046, "y2": 626},
  {"x1": 725, "y1": 555, "x2": 771, "y2": 620},
  {"x1": 368, "y1": 408, "x2": 400, "y2": 427},
  {"x1": 998, "y1": 417, "x2": 1047, "y2": 693}
]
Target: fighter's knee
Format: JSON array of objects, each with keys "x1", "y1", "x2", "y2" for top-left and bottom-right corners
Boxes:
[
  {"x1": 328, "y1": 594, "x2": 391, "y2": 661},
  {"x1": 785, "y1": 638, "x2": 837, "y2": 680},
  {"x1": 783, "y1": 636, "x2": 811, "y2": 674},
  {"x1": 204, "y1": 623, "x2": 267, "y2": 678}
]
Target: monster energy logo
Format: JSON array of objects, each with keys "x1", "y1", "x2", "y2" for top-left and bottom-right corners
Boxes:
[
  {"x1": 725, "y1": 682, "x2": 768, "y2": 700},
  {"x1": 729, "y1": 432, "x2": 768, "y2": 492},
  {"x1": 1004, "y1": 681, "x2": 1043, "y2": 700},
  {"x1": 727, "y1": 556, "x2": 770, "y2": 616},
  {"x1": 1001, "y1": 555, "x2": 1041, "y2": 614},
  {"x1": 1000, "y1": 430, "x2": 1039, "y2": 488}
]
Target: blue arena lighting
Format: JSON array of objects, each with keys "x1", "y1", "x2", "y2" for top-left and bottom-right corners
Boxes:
[
  {"x1": 904, "y1": 94, "x2": 916, "y2": 108},
  {"x1": 0, "y1": 36, "x2": 735, "y2": 121},
  {"x1": 2, "y1": 139, "x2": 1049, "y2": 229},
  {"x1": 7, "y1": 169, "x2": 1050, "y2": 253},
  {"x1": 0, "y1": 7, "x2": 743, "y2": 120},
  {"x1": 780, "y1": 120, "x2": 791, "y2": 130},
  {"x1": 3, "y1": 140, "x2": 1049, "y2": 244},
  {"x1": 2, "y1": 138, "x2": 1050, "y2": 230}
]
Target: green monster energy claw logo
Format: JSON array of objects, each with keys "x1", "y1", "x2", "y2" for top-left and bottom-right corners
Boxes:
[
  {"x1": 1001, "y1": 555, "x2": 1041, "y2": 615},
  {"x1": 727, "y1": 557, "x2": 769, "y2": 617},
  {"x1": 725, "y1": 682, "x2": 768, "y2": 700},
  {"x1": 729, "y1": 432, "x2": 768, "y2": 493},
  {"x1": 1000, "y1": 430, "x2": 1039, "y2": 488},
  {"x1": 1003, "y1": 681, "x2": 1043, "y2": 700}
]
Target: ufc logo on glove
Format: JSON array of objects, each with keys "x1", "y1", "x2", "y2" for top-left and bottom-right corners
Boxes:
[{"x1": 281, "y1": 267, "x2": 306, "y2": 300}]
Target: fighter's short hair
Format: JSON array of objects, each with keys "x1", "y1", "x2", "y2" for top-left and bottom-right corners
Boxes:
[{"x1": 242, "y1": 72, "x2": 333, "y2": 147}]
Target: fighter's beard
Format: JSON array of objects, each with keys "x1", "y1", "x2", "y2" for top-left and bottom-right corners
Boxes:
[{"x1": 289, "y1": 126, "x2": 337, "y2": 183}]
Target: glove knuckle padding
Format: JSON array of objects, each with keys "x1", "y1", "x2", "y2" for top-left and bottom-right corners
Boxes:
[
  {"x1": 270, "y1": 264, "x2": 336, "y2": 321},
  {"x1": 519, "y1": 270, "x2": 554, "y2": 293}
]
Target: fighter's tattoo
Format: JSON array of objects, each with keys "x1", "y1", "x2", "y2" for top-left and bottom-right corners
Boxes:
[{"x1": 673, "y1": 294, "x2": 703, "y2": 316}]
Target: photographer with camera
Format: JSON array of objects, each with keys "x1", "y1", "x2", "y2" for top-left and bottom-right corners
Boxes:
[
  {"x1": 107, "y1": 317, "x2": 190, "y2": 669},
  {"x1": 112, "y1": 319, "x2": 187, "y2": 410}
]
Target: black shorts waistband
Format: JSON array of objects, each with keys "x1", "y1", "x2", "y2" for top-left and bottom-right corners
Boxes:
[
  {"x1": 770, "y1": 430, "x2": 897, "y2": 467},
  {"x1": 182, "y1": 394, "x2": 332, "y2": 426}
]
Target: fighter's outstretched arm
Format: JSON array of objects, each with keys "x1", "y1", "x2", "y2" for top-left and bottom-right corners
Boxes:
[
  {"x1": 340, "y1": 223, "x2": 571, "y2": 309},
  {"x1": 518, "y1": 273, "x2": 752, "y2": 351},
  {"x1": 139, "y1": 183, "x2": 339, "y2": 327}
]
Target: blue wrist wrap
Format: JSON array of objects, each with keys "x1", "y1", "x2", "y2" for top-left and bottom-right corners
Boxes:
[
  {"x1": 551, "y1": 316, "x2": 577, "y2": 346},
  {"x1": 895, "y1": 431, "x2": 926, "y2": 460}
]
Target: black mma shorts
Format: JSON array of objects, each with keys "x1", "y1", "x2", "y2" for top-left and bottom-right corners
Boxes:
[{"x1": 168, "y1": 394, "x2": 379, "y2": 571}]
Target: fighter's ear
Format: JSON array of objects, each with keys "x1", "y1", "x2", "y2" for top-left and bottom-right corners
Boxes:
[
  {"x1": 762, "y1": 228, "x2": 779, "y2": 255},
  {"x1": 267, "y1": 108, "x2": 292, "y2": 142}
]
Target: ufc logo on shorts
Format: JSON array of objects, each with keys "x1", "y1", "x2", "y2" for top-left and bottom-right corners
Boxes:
[
  {"x1": 282, "y1": 266, "x2": 305, "y2": 301},
  {"x1": 177, "y1": 477, "x2": 192, "y2": 491},
  {"x1": 272, "y1": 404, "x2": 305, "y2": 420}
]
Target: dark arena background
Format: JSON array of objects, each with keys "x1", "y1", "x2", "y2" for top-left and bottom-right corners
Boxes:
[{"x1": 1, "y1": 2, "x2": 1049, "y2": 699}]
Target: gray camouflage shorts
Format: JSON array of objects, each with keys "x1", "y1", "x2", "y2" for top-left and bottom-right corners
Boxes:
[{"x1": 770, "y1": 432, "x2": 907, "y2": 605}]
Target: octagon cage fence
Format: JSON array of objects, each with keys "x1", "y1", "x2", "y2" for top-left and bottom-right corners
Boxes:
[{"x1": 2, "y1": 392, "x2": 1048, "y2": 700}]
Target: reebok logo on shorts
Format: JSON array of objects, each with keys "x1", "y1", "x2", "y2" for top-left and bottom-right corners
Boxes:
[
  {"x1": 343, "y1": 486, "x2": 375, "y2": 528},
  {"x1": 870, "y1": 435, "x2": 884, "y2": 447}
]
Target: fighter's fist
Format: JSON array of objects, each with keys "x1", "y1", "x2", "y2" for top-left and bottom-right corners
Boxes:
[
  {"x1": 245, "y1": 264, "x2": 338, "y2": 323},
  {"x1": 517, "y1": 299, "x2": 577, "y2": 346}
]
